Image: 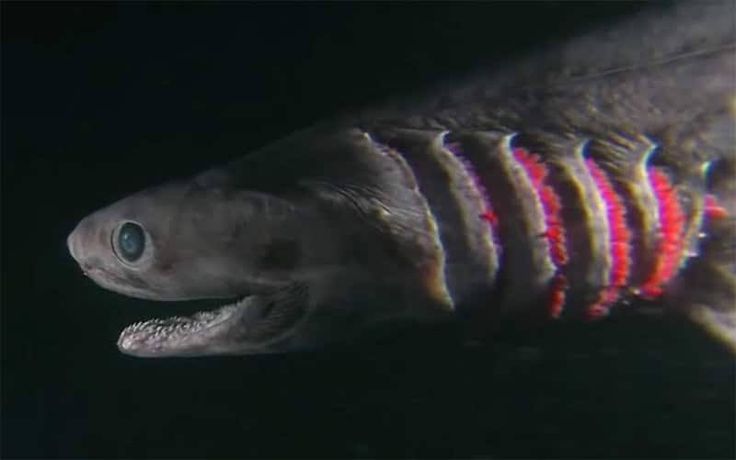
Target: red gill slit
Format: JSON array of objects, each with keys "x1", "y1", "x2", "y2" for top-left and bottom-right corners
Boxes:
[
  {"x1": 638, "y1": 167, "x2": 687, "y2": 299},
  {"x1": 585, "y1": 159, "x2": 633, "y2": 318},
  {"x1": 512, "y1": 148, "x2": 569, "y2": 318}
]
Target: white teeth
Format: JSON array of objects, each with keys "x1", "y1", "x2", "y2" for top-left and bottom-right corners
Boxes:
[{"x1": 119, "y1": 301, "x2": 242, "y2": 344}]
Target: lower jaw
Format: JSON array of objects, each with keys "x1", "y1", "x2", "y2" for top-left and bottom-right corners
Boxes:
[{"x1": 116, "y1": 296, "x2": 248, "y2": 357}]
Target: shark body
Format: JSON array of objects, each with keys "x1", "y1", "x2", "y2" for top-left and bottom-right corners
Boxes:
[{"x1": 68, "y1": 2, "x2": 736, "y2": 357}]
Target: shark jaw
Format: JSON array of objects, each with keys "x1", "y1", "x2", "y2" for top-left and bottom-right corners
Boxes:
[
  {"x1": 116, "y1": 298, "x2": 247, "y2": 357},
  {"x1": 116, "y1": 285, "x2": 310, "y2": 357}
]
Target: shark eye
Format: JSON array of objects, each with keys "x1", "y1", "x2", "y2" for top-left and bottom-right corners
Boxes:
[{"x1": 114, "y1": 222, "x2": 146, "y2": 263}]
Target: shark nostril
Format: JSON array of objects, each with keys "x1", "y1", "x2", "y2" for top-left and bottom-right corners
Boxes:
[{"x1": 80, "y1": 263, "x2": 100, "y2": 278}]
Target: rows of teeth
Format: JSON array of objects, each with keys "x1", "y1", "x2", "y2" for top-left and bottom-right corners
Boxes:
[
  {"x1": 123, "y1": 318, "x2": 208, "y2": 335},
  {"x1": 120, "y1": 298, "x2": 247, "y2": 339}
]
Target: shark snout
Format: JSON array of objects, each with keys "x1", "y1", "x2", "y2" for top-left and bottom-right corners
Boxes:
[
  {"x1": 67, "y1": 219, "x2": 92, "y2": 269},
  {"x1": 67, "y1": 226, "x2": 82, "y2": 263},
  {"x1": 67, "y1": 220, "x2": 103, "y2": 278}
]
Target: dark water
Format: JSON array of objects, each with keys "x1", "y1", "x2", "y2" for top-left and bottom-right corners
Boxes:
[{"x1": 2, "y1": 3, "x2": 734, "y2": 458}]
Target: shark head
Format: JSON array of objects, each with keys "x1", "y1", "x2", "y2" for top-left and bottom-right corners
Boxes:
[
  {"x1": 67, "y1": 129, "x2": 450, "y2": 357},
  {"x1": 67, "y1": 162, "x2": 357, "y2": 357}
]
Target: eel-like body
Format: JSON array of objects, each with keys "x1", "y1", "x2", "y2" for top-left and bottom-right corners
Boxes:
[{"x1": 67, "y1": 1, "x2": 736, "y2": 357}]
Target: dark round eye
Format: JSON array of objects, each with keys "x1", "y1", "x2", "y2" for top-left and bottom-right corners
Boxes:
[{"x1": 117, "y1": 222, "x2": 146, "y2": 263}]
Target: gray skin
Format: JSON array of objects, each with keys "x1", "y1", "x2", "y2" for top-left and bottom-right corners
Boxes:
[
  {"x1": 68, "y1": 128, "x2": 457, "y2": 356},
  {"x1": 68, "y1": 1, "x2": 736, "y2": 357}
]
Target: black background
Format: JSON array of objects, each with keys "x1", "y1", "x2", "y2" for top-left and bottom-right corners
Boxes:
[{"x1": 2, "y1": 2, "x2": 734, "y2": 458}]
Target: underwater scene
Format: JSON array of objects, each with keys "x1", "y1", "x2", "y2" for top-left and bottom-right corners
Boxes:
[{"x1": 3, "y1": 2, "x2": 735, "y2": 458}]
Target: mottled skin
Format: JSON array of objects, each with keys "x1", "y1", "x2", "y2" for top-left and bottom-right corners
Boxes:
[
  {"x1": 68, "y1": 128, "x2": 457, "y2": 356},
  {"x1": 67, "y1": 1, "x2": 735, "y2": 357}
]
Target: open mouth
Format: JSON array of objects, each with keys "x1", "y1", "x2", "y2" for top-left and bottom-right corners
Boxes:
[
  {"x1": 117, "y1": 296, "x2": 249, "y2": 357},
  {"x1": 116, "y1": 286, "x2": 308, "y2": 357}
]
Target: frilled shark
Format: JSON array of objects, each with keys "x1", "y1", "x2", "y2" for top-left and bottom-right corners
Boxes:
[{"x1": 67, "y1": 1, "x2": 736, "y2": 357}]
